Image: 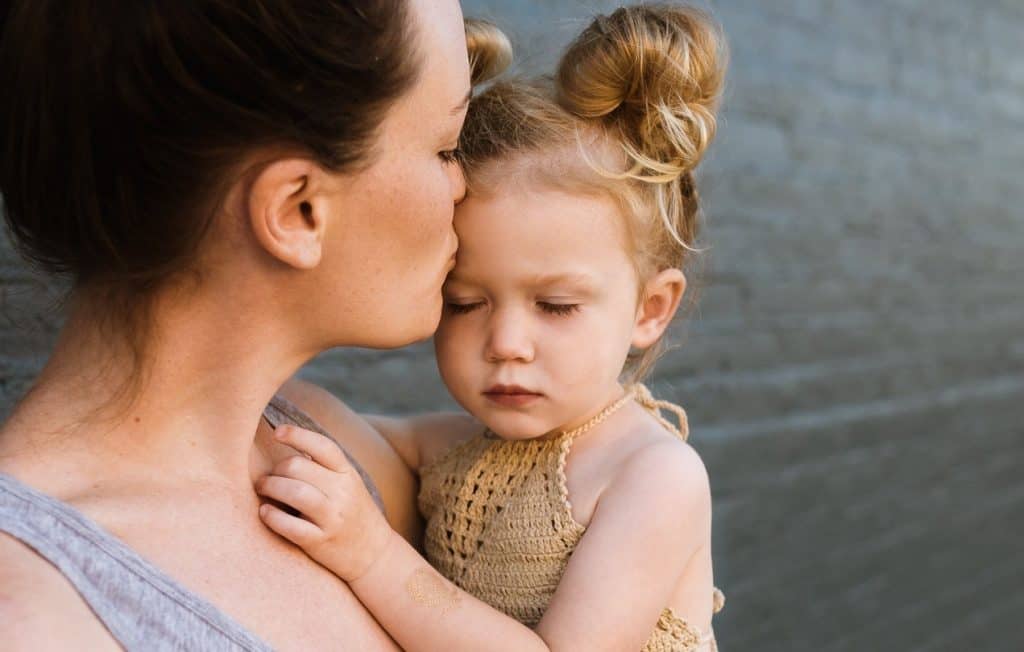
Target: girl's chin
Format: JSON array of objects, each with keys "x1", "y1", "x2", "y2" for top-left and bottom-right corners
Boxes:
[{"x1": 479, "y1": 414, "x2": 556, "y2": 441}]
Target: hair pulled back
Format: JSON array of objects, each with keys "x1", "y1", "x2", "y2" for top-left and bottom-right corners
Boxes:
[
  {"x1": 557, "y1": 4, "x2": 723, "y2": 181},
  {"x1": 1, "y1": 1, "x2": 513, "y2": 408},
  {"x1": 465, "y1": 19, "x2": 514, "y2": 88},
  {"x1": 459, "y1": 3, "x2": 727, "y2": 379},
  {"x1": 0, "y1": 0, "x2": 418, "y2": 289}
]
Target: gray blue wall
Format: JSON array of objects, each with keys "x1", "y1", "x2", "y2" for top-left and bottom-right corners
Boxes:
[{"x1": 2, "y1": 1, "x2": 1022, "y2": 650}]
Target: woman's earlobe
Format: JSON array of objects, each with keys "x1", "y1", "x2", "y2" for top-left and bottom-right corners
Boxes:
[{"x1": 248, "y1": 159, "x2": 325, "y2": 270}]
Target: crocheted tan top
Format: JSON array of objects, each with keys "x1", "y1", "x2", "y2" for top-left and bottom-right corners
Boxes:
[{"x1": 418, "y1": 385, "x2": 724, "y2": 651}]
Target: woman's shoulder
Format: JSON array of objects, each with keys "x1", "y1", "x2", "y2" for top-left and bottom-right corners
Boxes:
[{"x1": 0, "y1": 532, "x2": 121, "y2": 650}]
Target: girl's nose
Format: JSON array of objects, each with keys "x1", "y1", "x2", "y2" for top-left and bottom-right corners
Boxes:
[{"x1": 485, "y1": 312, "x2": 534, "y2": 363}]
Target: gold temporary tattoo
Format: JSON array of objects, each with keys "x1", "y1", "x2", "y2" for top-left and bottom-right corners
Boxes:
[{"x1": 405, "y1": 568, "x2": 462, "y2": 615}]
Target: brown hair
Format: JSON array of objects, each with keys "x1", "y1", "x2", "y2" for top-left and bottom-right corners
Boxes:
[
  {"x1": 459, "y1": 4, "x2": 727, "y2": 380},
  {"x1": 0, "y1": 3, "x2": 509, "y2": 411},
  {"x1": 0, "y1": 1, "x2": 420, "y2": 290}
]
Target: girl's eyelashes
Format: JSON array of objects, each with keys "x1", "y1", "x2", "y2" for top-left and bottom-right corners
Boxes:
[
  {"x1": 444, "y1": 301, "x2": 481, "y2": 315},
  {"x1": 538, "y1": 302, "x2": 580, "y2": 316},
  {"x1": 443, "y1": 300, "x2": 581, "y2": 317}
]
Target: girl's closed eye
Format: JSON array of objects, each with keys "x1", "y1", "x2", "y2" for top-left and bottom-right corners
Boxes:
[
  {"x1": 445, "y1": 300, "x2": 482, "y2": 315},
  {"x1": 537, "y1": 301, "x2": 580, "y2": 316}
]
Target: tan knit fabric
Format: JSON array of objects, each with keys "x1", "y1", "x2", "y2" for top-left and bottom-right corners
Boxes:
[{"x1": 418, "y1": 385, "x2": 723, "y2": 651}]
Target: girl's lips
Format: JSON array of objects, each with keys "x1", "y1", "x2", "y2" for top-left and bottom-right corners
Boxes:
[
  {"x1": 483, "y1": 385, "x2": 544, "y2": 408},
  {"x1": 483, "y1": 392, "x2": 543, "y2": 408}
]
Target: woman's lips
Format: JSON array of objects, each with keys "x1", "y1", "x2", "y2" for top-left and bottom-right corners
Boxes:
[{"x1": 483, "y1": 385, "x2": 543, "y2": 408}]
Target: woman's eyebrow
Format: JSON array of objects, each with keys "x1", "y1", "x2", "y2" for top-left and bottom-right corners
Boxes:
[{"x1": 450, "y1": 89, "x2": 472, "y2": 116}]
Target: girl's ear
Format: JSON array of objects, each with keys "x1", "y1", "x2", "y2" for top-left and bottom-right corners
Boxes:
[
  {"x1": 247, "y1": 158, "x2": 328, "y2": 270},
  {"x1": 631, "y1": 268, "x2": 687, "y2": 349}
]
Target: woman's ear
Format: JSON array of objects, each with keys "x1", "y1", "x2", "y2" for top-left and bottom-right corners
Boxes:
[
  {"x1": 247, "y1": 158, "x2": 327, "y2": 270},
  {"x1": 631, "y1": 268, "x2": 687, "y2": 349}
]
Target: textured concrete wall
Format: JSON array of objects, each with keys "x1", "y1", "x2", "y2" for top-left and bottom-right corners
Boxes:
[{"x1": 2, "y1": 1, "x2": 1022, "y2": 650}]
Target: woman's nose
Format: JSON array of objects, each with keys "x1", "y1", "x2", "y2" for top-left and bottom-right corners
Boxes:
[{"x1": 485, "y1": 312, "x2": 534, "y2": 363}]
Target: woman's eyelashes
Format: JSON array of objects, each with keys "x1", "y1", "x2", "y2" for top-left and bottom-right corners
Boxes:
[{"x1": 439, "y1": 147, "x2": 462, "y2": 165}]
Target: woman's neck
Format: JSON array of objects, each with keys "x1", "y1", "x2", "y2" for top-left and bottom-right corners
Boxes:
[{"x1": 0, "y1": 283, "x2": 311, "y2": 493}]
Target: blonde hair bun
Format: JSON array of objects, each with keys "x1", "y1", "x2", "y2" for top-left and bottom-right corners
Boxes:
[
  {"x1": 466, "y1": 19, "x2": 513, "y2": 87},
  {"x1": 556, "y1": 4, "x2": 727, "y2": 178}
]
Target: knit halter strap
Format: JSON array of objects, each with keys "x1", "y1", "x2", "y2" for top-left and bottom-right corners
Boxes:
[
  {"x1": 631, "y1": 383, "x2": 690, "y2": 441},
  {"x1": 557, "y1": 383, "x2": 689, "y2": 445}
]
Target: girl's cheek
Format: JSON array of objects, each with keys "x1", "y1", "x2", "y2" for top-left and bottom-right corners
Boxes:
[{"x1": 436, "y1": 319, "x2": 474, "y2": 358}]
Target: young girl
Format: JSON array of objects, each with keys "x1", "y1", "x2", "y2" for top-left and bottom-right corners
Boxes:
[{"x1": 256, "y1": 5, "x2": 727, "y2": 650}]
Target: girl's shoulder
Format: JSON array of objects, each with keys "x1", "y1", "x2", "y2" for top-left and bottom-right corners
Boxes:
[
  {"x1": 415, "y1": 413, "x2": 487, "y2": 473},
  {"x1": 566, "y1": 406, "x2": 711, "y2": 535},
  {"x1": 600, "y1": 423, "x2": 712, "y2": 532}
]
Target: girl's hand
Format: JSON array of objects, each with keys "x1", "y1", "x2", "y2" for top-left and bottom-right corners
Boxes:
[{"x1": 255, "y1": 425, "x2": 395, "y2": 582}]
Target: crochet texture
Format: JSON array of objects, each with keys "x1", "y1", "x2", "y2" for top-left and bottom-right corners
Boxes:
[{"x1": 418, "y1": 385, "x2": 724, "y2": 651}]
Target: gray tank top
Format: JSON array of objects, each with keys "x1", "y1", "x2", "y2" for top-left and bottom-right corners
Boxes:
[{"x1": 0, "y1": 394, "x2": 384, "y2": 651}]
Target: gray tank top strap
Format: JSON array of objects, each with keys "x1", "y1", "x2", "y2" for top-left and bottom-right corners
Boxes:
[
  {"x1": 262, "y1": 393, "x2": 385, "y2": 514},
  {"x1": 0, "y1": 472, "x2": 274, "y2": 652}
]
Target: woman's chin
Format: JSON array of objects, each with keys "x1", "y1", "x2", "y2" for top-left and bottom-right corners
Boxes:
[{"x1": 360, "y1": 302, "x2": 443, "y2": 349}]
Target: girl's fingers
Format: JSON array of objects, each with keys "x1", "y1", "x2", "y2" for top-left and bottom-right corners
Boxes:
[
  {"x1": 259, "y1": 503, "x2": 323, "y2": 548},
  {"x1": 271, "y1": 454, "x2": 339, "y2": 490},
  {"x1": 273, "y1": 426, "x2": 349, "y2": 473},
  {"x1": 256, "y1": 475, "x2": 330, "y2": 524}
]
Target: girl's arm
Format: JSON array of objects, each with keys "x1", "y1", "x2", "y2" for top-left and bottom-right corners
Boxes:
[
  {"x1": 275, "y1": 378, "x2": 479, "y2": 543},
  {"x1": 256, "y1": 425, "x2": 547, "y2": 651},
  {"x1": 535, "y1": 440, "x2": 713, "y2": 650},
  {"x1": 363, "y1": 412, "x2": 481, "y2": 473},
  {"x1": 256, "y1": 426, "x2": 711, "y2": 652},
  {"x1": 351, "y1": 529, "x2": 549, "y2": 650}
]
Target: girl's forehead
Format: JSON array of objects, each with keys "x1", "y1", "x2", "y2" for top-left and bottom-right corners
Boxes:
[
  {"x1": 450, "y1": 187, "x2": 633, "y2": 283},
  {"x1": 455, "y1": 184, "x2": 622, "y2": 236}
]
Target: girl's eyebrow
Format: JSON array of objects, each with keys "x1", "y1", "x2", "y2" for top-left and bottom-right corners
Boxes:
[
  {"x1": 527, "y1": 272, "x2": 600, "y2": 290},
  {"x1": 445, "y1": 272, "x2": 600, "y2": 290},
  {"x1": 443, "y1": 273, "x2": 475, "y2": 286}
]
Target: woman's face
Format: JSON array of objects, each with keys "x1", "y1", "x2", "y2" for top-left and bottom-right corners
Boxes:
[{"x1": 317, "y1": 0, "x2": 471, "y2": 349}]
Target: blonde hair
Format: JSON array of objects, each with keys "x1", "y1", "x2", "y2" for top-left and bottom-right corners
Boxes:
[
  {"x1": 465, "y1": 18, "x2": 513, "y2": 86},
  {"x1": 460, "y1": 4, "x2": 727, "y2": 380}
]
